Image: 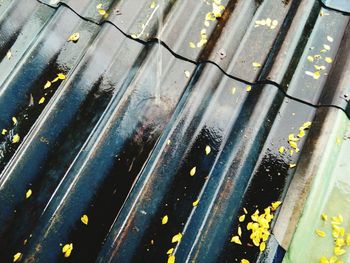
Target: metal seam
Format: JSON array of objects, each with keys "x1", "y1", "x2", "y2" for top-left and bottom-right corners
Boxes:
[
  {"x1": 317, "y1": 0, "x2": 350, "y2": 15},
  {"x1": 33, "y1": 0, "x2": 350, "y2": 119}
]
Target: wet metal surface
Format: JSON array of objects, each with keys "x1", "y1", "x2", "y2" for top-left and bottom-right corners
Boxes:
[
  {"x1": 321, "y1": 0, "x2": 350, "y2": 13},
  {"x1": 0, "y1": 0, "x2": 349, "y2": 262}
]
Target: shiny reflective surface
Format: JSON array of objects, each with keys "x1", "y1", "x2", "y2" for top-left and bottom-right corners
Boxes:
[
  {"x1": 0, "y1": 0, "x2": 349, "y2": 262},
  {"x1": 321, "y1": 0, "x2": 350, "y2": 12}
]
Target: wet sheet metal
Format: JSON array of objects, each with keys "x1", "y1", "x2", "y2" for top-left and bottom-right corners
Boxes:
[
  {"x1": 278, "y1": 108, "x2": 350, "y2": 262},
  {"x1": 0, "y1": 0, "x2": 349, "y2": 263},
  {"x1": 35, "y1": 0, "x2": 350, "y2": 117},
  {"x1": 321, "y1": 0, "x2": 350, "y2": 13}
]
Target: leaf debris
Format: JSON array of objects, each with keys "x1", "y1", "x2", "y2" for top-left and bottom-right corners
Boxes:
[
  {"x1": 230, "y1": 201, "x2": 282, "y2": 252},
  {"x1": 205, "y1": 145, "x2": 211, "y2": 155},
  {"x1": 190, "y1": 166, "x2": 196, "y2": 176},
  {"x1": 68, "y1": 32, "x2": 80, "y2": 42},
  {"x1": 13, "y1": 252, "x2": 22, "y2": 262},
  {"x1": 25, "y1": 189, "x2": 32, "y2": 199},
  {"x1": 162, "y1": 215, "x2": 169, "y2": 225},
  {"x1": 189, "y1": 0, "x2": 225, "y2": 49},
  {"x1": 171, "y1": 233, "x2": 183, "y2": 243},
  {"x1": 12, "y1": 134, "x2": 20, "y2": 144},
  {"x1": 62, "y1": 243, "x2": 73, "y2": 258},
  {"x1": 7, "y1": 50, "x2": 12, "y2": 59},
  {"x1": 81, "y1": 214, "x2": 89, "y2": 225}
]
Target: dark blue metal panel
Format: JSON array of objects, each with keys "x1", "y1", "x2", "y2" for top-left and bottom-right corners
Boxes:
[{"x1": 0, "y1": 0, "x2": 349, "y2": 262}]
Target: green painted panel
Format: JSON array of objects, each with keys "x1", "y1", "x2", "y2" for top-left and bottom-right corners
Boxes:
[{"x1": 284, "y1": 110, "x2": 350, "y2": 263}]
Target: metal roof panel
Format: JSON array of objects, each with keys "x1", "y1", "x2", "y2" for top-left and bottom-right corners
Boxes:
[{"x1": 0, "y1": 0, "x2": 349, "y2": 262}]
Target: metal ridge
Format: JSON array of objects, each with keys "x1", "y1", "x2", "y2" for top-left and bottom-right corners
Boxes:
[
  {"x1": 31, "y1": 0, "x2": 350, "y2": 118},
  {"x1": 0, "y1": 0, "x2": 349, "y2": 262}
]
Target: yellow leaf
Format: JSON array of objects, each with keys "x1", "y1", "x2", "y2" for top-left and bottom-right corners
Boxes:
[
  {"x1": 252, "y1": 62, "x2": 261, "y2": 68},
  {"x1": 298, "y1": 129, "x2": 305, "y2": 138},
  {"x1": 190, "y1": 167, "x2": 196, "y2": 176},
  {"x1": 260, "y1": 242, "x2": 266, "y2": 251},
  {"x1": 2, "y1": 129, "x2": 7, "y2": 135},
  {"x1": 38, "y1": 97, "x2": 45, "y2": 104},
  {"x1": 150, "y1": 1, "x2": 156, "y2": 8},
  {"x1": 62, "y1": 243, "x2": 73, "y2": 258},
  {"x1": 241, "y1": 260, "x2": 249, "y2": 263},
  {"x1": 246, "y1": 85, "x2": 252, "y2": 92},
  {"x1": 189, "y1": 42, "x2": 196, "y2": 48},
  {"x1": 44, "y1": 81, "x2": 52, "y2": 89},
  {"x1": 52, "y1": 77, "x2": 59, "y2": 83},
  {"x1": 98, "y1": 9, "x2": 107, "y2": 16},
  {"x1": 289, "y1": 141, "x2": 298, "y2": 149},
  {"x1": 25, "y1": 189, "x2": 32, "y2": 199},
  {"x1": 305, "y1": 71, "x2": 320, "y2": 80},
  {"x1": 168, "y1": 255, "x2": 175, "y2": 263},
  {"x1": 325, "y1": 57, "x2": 333, "y2": 63},
  {"x1": 7, "y1": 50, "x2": 12, "y2": 59},
  {"x1": 238, "y1": 226, "x2": 242, "y2": 237},
  {"x1": 243, "y1": 208, "x2": 248, "y2": 214},
  {"x1": 315, "y1": 229, "x2": 326, "y2": 237},
  {"x1": 332, "y1": 215, "x2": 343, "y2": 225},
  {"x1": 12, "y1": 134, "x2": 20, "y2": 144},
  {"x1": 320, "y1": 256, "x2": 329, "y2": 263},
  {"x1": 321, "y1": 213, "x2": 328, "y2": 221},
  {"x1": 271, "y1": 201, "x2": 282, "y2": 211},
  {"x1": 81, "y1": 214, "x2": 89, "y2": 225},
  {"x1": 12, "y1": 117, "x2": 18, "y2": 125},
  {"x1": 230, "y1": 235, "x2": 242, "y2": 245},
  {"x1": 307, "y1": 56, "x2": 314, "y2": 62},
  {"x1": 288, "y1": 133, "x2": 299, "y2": 142},
  {"x1": 62, "y1": 244, "x2": 70, "y2": 253},
  {"x1": 167, "y1": 248, "x2": 174, "y2": 255},
  {"x1": 239, "y1": 215, "x2": 245, "y2": 222},
  {"x1": 192, "y1": 199, "x2": 199, "y2": 207},
  {"x1": 314, "y1": 65, "x2": 326, "y2": 71},
  {"x1": 302, "y1": 121, "x2": 312, "y2": 129},
  {"x1": 346, "y1": 233, "x2": 350, "y2": 246},
  {"x1": 57, "y1": 73, "x2": 66, "y2": 80},
  {"x1": 205, "y1": 145, "x2": 211, "y2": 155},
  {"x1": 13, "y1": 252, "x2": 22, "y2": 262},
  {"x1": 162, "y1": 215, "x2": 168, "y2": 225},
  {"x1": 96, "y1": 3, "x2": 102, "y2": 9},
  {"x1": 278, "y1": 146, "x2": 285, "y2": 154},
  {"x1": 334, "y1": 246, "x2": 345, "y2": 256},
  {"x1": 172, "y1": 233, "x2": 182, "y2": 243},
  {"x1": 205, "y1": 12, "x2": 216, "y2": 21},
  {"x1": 335, "y1": 238, "x2": 344, "y2": 247},
  {"x1": 68, "y1": 32, "x2": 80, "y2": 42},
  {"x1": 289, "y1": 163, "x2": 296, "y2": 169}
]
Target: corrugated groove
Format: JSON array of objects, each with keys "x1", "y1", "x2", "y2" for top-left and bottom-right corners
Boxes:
[
  {"x1": 34, "y1": 0, "x2": 350, "y2": 117},
  {"x1": 0, "y1": 0, "x2": 349, "y2": 262}
]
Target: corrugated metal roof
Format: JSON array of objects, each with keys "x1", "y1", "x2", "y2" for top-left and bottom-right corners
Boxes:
[
  {"x1": 279, "y1": 108, "x2": 350, "y2": 262},
  {"x1": 0, "y1": 0, "x2": 349, "y2": 262}
]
